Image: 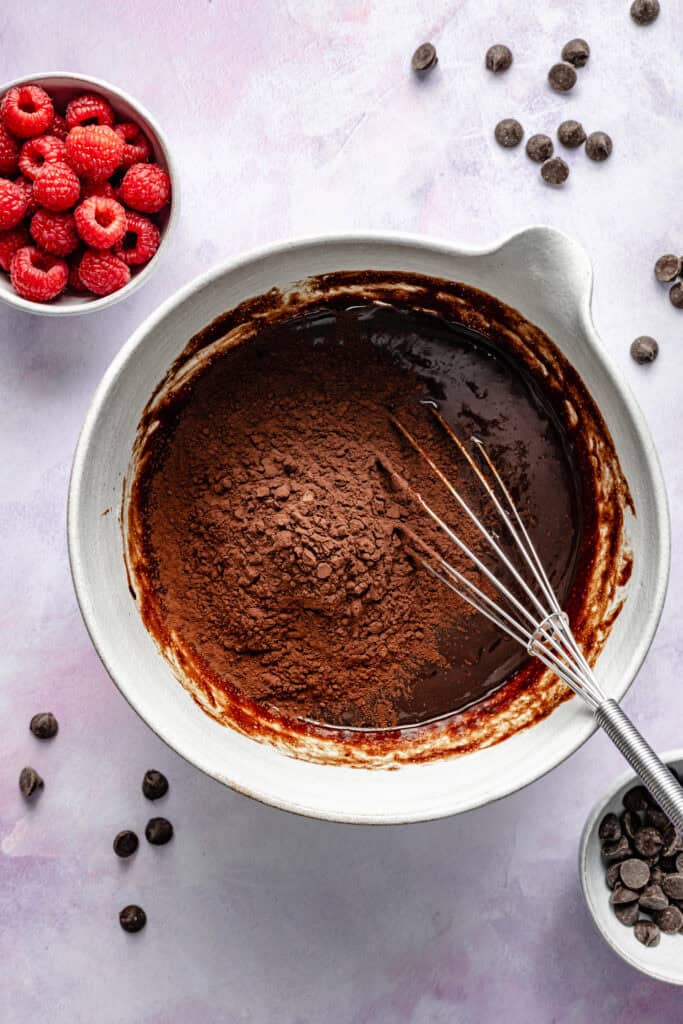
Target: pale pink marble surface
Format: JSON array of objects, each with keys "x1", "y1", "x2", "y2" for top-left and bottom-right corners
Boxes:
[{"x1": 2, "y1": 3, "x2": 683, "y2": 1022}]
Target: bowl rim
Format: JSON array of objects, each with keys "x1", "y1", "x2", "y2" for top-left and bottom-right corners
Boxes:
[
  {"x1": 0, "y1": 70, "x2": 178, "y2": 317},
  {"x1": 578, "y1": 748, "x2": 683, "y2": 985},
  {"x1": 67, "y1": 227, "x2": 672, "y2": 823}
]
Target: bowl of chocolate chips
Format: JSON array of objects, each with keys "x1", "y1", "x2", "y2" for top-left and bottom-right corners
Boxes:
[
  {"x1": 68, "y1": 228, "x2": 669, "y2": 823},
  {"x1": 580, "y1": 753, "x2": 683, "y2": 985}
]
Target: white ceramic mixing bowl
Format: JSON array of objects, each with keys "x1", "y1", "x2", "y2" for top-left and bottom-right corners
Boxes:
[{"x1": 67, "y1": 228, "x2": 670, "y2": 823}]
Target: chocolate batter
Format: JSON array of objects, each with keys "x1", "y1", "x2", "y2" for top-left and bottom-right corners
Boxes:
[{"x1": 129, "y1": 302, "x2": 581, "y2": 730}]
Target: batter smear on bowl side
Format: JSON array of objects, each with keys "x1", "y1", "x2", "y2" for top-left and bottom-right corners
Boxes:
[{"x1": 128, "y1": 300, "x2": 585, "y2": 730}]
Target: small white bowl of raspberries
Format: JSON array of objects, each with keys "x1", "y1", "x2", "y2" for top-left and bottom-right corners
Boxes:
[{"x1": 0, "y1": 72, "x2": 176, "y2": 315}]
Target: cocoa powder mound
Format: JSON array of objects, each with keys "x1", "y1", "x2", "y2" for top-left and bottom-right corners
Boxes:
[{"x1": 132, "y1": 305, "x2": 580, "y2": 729}]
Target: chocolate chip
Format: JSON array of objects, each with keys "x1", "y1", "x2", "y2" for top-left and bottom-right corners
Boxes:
[
  {"x1": 614, "y1": 901, "x2": 640, "y2": 926},
  {"x1": 145, "y1": 817, "x2": 174, "y2": 845},
  {"x1": 661, "y1": 826, "x2": 683, "y2": 858},
  {"x1": 119, "y1": 905, "x2": 147, "y2": 933},
  {"x1": 650, "y1": 865, "x2": 664, "y2": 884},
  {"x1": 585, "y1": 131, "x2": 613, "y2": 161},
  {"x1": 654, "y1": 905, "x2": 683, "y2": 933},
  {"x1": 630, "y1": 0, "x2": 660, "y2": 24},
  {"x1": 639, "y1": 883, "x2": 669, "y2": 912},
  {"x1": 634, "y1": 919, "x2": 660, "y2": 946},
  {"x1": 541, "y1": 157, "x2": 569, "y2": 186},
  {"x1": 599, "y1": 812, "x2": 622, "y2": 843},
  {"x1": 561, "y1": 38, "x2": 590, "y2": 68},
  {"x1": 620, "y1": 858, "x2": 650, "y2": 890},
  {"x1": 623, "y1": 786, "x2": 651, "y2": 814},
  {"x1": 662, "y1": 874, "x2": 683, "y2": 900},
  {"x1": 634, "y1": 827, "x2": 665, "y2": 858},
  {"x1": 557, "y1": 120, "x2": 586, "y2": 148},
  {"x1": 485, "y1": 44, "x2": 513, "y2": 72},
  {"x1": 654, "y1": 254, "x2": 682, "y2": 282},
  {"x1": 611, "y1": 885, "x2": 640, "y2": 905},
  {"x1": 646, "y1": 807, "x2": 671, "y2": 832},
  {"x1": 630, "y1": 336, "x2": 658, "y2": 364},
  {"x1": 548, "y1": 62, "x2": 577, "y2": 92},
  {"x1": 669, "y1": 282, "x2": 683, "y2": 308},
  {"x1": 19, "y1": 766, "x2": 43, "y2": 799},
  {"x1": 142, "y1": 769, "x2": 169, "y2": 801},
  {"x1": 676, "y1": 853, "x2": 683, "y2": 873},
  {"x1": 602, "y1": 836, "x2": 632, "y2": 862},
  {"x1": 29, "y1": 712, "x2": 58, "y2": 739},
  {"x1": 621, "y1": 809, "x2": 642, "y2": 840},
  {"x1": 494, "y1": 118, "x2": 524, "y2": 148},
  {"x1": 412, "y1": 43, "x2": 437, "y2": 73},
  {"x1": 526, "y1": 134, "x2": 553, "y2": 163},
  {"x1": 606, "y1": 862, "x2": 623, "y2": 889},
  {"x1": 113, "y1": 830, "x2": 139, "y2": 858}
]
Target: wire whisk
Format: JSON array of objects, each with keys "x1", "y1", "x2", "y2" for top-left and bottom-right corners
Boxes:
[{"x1": 388, "y1": 404, "x2": 683, "y2": 835}]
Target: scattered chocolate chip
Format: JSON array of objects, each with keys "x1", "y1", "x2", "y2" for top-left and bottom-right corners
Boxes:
[
  {"x1": 620, "y1": 858, "x2": 651, "y2": 890},
  {"x1": 585, "y1": 131, "x2": 613, "y2": 161},
  {"x1": 662, "y1": 874, "x2": 683, "y2": 901},
  {"x1": 623, "y1": 786, "x2": 651, "y2": 814},
  {"x1": 599, "y1": 812, "x2": 622, "y2": 843},
  {"x1": 548, "y1": 62, "x2": 577, "y2": 92},
  {"x1": 669, "y1": 282, "x2": 683, "y2": 309},
  {"x1": 526, "y1": 134, "x2": 553, "y2": 163},
  {"x1": 630, "y1": 336, "x2": 658, "y2": 364},
  {"x1": 654, "y1": 254, "x2": 682, "y2": 282},
  {"x1": 606, "y1": 862, "x2": 623, "y2": 889},
  {"x1": 19, "y1": 766, "x2": 43, "y2": 799},
  {"x1": 119, "y1": 905, "x2": 147, "y2": 933},
  {"x1": 145, "y1": 817, "x2": 174, "y2": 845},
  {"x1": 661, "y1": 826, "x2": 683, "y2": 858},
  {"x1": 557, "y1": 119, "x2": 586, "y2": 148},
  {"x1": 611, "y1": 885, "x2": 640, "y2": 905},
  {"x1": 412, "y1": 43, "x2": 438, "y2": 73},
  {"x1": 494, "y1": 118, "x2": 524, "y2": 148},
  {"x1": 561, "y1": 38, "x2": 590, "y2": 68},
  {"x1": 634, "y1": 827, "x2": 665, "y2": 858},
  {"x1": 630, "y1": 0, "x2": 660, "y2": 24},
  {"x1": 602, "y1": 836, "x2": 632, "y2": 862},
  {"x1": 485, "y1": 44, "x2": 513, "y2": 72},
  {"x1": 654, "y1": 905, "x2": 683, "y2": 933},
  {"x1": 621, "y1": 809, "x2": 642, "y2": 840},
  {"x1": 634, "y1": 919, "x2": 661, "y2": 946},
  {"x1": 29, "y1": 712, "x2": 58, "y2": 739},
  {"x1": 650, "y1": 865, "x2": 664, "y2": 884},
  {"x1": 541, "y1": 157, "x2": 569, "y2": 185},
  {"x1": 646, "y1": 807, "x2": 671, "y2": 832},
  {"x1": 142, "y1": 769, "x2": 169, "y2": 801},
  {"x1": 614, "y1": 901, "x2": 640, "y2": 926},
  {"x1": 113, "y1": 830, "x2": 139, "y2": 858},
  {"x1": 676, "y1": 853, "x2": 683, "y2": 873}
]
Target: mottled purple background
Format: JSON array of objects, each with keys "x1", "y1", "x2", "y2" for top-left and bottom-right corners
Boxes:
[{"x1": 2, "y1": 3, "x2": 683, "y2": 1022}]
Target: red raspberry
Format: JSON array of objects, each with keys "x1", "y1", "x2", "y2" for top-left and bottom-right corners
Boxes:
[
  {"x1": 0, "y1": 224, "x2": 29, "y2": 271},
  {"x1": 50, "y1": 113, "x2": 69, "y2": 141},
  {"x1": 66, "y1": 93, "x2": 115, "y2": 129},
  {"x1": 1, "y1": 85, "x2": 53, "y2": 139},
  {"x1": 0, "y1": 178, "x2": 29, "y2": 229},
  {"x1": 113, "y1": 211, "x2": 160, "y2": 265},
  {"x1": 79, "y1": 249, "x2": 130, "y2": 295},
  {"x1": 30, "y1": 209, "x2": 79, "y2": 255},
  {"x1": 65, "y1": 125, "x2": 124, "y2": 182},
  {"x1": 10, "y1": 245, "x2": 68, "y2": 301},
  {"x1": 33, "y1": 161, "x2": 81, "y2": 211},
  {"x1": 0, "y1": 124, "x2": 19, "y2": 175},
  {"x1": 119, "y1": 163, "x2": 170, "y2": 213},
  {"x1": 74, "y1": 195, "x2": 126, "y2": 248},
  {"x1": 113, "y1": 123, "x2": 152, "y2": 168},
  {"x1": 14, "y1": 176, "x2": 39, "y2": 216},
  {"x1": 18, "y1": 135, "x2": 66, "y2": 180},
  {"x1": 81, "y1": 180, "x2": 116, "y2": 201}
]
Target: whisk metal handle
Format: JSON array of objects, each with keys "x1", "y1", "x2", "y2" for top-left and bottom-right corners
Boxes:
[{"x1": 596, "y1": 698, "x2": 683, "y2": 836}]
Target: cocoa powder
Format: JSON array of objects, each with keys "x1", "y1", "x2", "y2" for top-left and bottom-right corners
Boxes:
[{"x1": 131, "y1": 304, "x2": 580, "y2": 730}]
